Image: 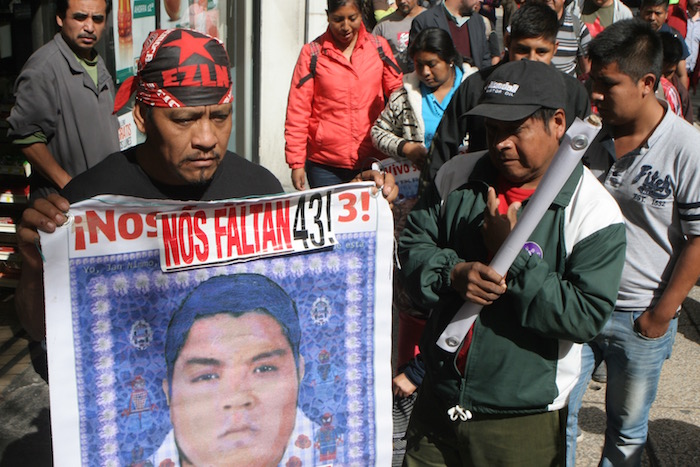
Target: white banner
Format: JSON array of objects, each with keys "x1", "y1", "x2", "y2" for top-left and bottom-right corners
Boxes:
[{"x1": 42, "y1": 183, "x2": 394, "y2": 466}]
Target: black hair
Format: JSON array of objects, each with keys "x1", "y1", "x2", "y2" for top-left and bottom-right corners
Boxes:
[
  {"x1": 164, "y1": 274, "x2": 302, "y2": 389},
  {"x1": 660, "y1": 31, "x2": 683, "y2": 65},
  {"x1": 510, "y1": 3, "x2": 559, "y2": 44},
  {"x1": 137, "y1": 102, "x2": 154, "y2": 122},
  {"x1": 588, "y1": 19, "x2": 662, "y2": 86},
  {"x1": 530, "y1": 108, "x2": 558, "y2": 135},
  {"x1": 640, "y1": 0, "x2": 669, "y2": 10},
  {"x1": 327, "y1": 0, "x2": 362, "y2": 14},
  {"x1": 408, "y1": 27, "x2": 464, "y2": 68},
  {"x1": 57, "y1": 0, "x2": 112, "y2": 18}
]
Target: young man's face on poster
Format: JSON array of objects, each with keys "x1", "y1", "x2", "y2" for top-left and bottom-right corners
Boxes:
[{"x1": 164, "y1": 311, "x2": 304, "y2": 467}]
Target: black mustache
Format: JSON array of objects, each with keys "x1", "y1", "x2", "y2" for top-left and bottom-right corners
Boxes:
[{"x1": 78, "y1": 34, "x2": 97, "y2": 40}]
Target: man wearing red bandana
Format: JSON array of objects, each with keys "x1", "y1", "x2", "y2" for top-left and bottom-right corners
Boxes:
[{"x1": 15, "y1": 28, "x2": 397, "y2": 368}]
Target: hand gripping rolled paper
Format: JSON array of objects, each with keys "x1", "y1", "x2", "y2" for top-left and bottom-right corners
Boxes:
[{"x1": 436, "y1": 116, "x2": 602, "y2": 353}]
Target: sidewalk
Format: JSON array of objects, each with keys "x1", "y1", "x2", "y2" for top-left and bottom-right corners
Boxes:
[{"x1": 0, "y1": 291, "x2": 51, "y2": 466}]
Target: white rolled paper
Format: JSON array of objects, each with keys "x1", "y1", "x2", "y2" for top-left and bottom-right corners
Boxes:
[{"x1": 437, "y1": 117, "x2": 602, "y2": 352}]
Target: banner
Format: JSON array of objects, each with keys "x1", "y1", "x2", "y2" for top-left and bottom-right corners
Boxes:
[
  {"x1": 380, "y1": 157, "x2": 420, "y2": 238},
  {"x1": 381, "y1": 157, "x2": 420, "y2": 204},
  {"x1": 42, "y1": 183, "x2": 394, "y2": 466}
]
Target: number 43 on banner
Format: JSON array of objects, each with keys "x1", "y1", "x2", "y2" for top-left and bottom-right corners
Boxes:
[
  {"x1": 156, "y1": 182, "x2": 386, "y2": 271},
  {"x1": 294, "y1": 187, "x2": 376, "y2": 248}
]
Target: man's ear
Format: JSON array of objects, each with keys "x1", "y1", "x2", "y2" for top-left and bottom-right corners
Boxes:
[
  {"x1": 162, "y1": 378, "x2": 170, "y2": 406},
  {"x1": 640, "y1": 72, "x2": 657, "y2": 97},
  {"x1": 56, "y1": 15, "x2": 64, "y2": 28},
  {"x1": 553, "y1": 40, "x2": 559, "y2": 54},
  {"x1": 552, "y1": 108, "x2": 566, "y2": 140},
  {"x1": 133, "y1": 103, "x2": 148, "y2": 134}
]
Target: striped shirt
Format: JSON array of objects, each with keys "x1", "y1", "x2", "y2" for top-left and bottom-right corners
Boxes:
[
  {"x1": 686, "y1": 15, "x2": 700, "y2": 73},
  {"x1": 552, "y1": 11, "x2": 591, "y2": 77}
]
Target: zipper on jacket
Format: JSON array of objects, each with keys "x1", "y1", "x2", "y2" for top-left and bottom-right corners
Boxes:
[{"x1": 455, "y1": 320, "x2": 479, "y2": 414}]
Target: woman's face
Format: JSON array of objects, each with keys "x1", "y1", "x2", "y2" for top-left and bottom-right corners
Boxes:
[
  {"x1": 413, "y1": 51, "x2": 453, "y2": 89},
  {"x1": 327, "y1": 3, "x2": 363, "y2": 46}
]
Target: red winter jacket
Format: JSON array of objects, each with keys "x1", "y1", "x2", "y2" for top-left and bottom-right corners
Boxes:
[{"x1": 285, "y1": 25, "x2": 403, "y2": 171}]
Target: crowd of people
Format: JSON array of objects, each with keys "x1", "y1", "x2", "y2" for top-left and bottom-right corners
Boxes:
[{"x1": 6, "y1": 0, "x2": 700, "y2": 465}]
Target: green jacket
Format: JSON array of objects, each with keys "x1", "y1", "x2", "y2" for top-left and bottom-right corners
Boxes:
[{"x1": 398, "y1": 153, "x2": 626, "y2": 416}]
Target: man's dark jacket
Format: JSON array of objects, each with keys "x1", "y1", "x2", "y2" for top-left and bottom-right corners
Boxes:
[{"x1": 409, "y1": 4, "x2": 492, "y2": 69}]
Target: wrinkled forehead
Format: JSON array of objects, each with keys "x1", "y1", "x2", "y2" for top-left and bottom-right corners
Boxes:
[{"x1": 154, "y1": 102, "x2": 232, "y2": 117}]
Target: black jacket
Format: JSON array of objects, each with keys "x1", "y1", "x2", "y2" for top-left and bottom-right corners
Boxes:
[{"x1": 409, "y1": 4, "x2": 492, "y2": 69}]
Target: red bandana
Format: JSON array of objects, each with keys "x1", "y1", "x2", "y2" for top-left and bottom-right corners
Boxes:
[{"x1": 113, "y1": 28, "x2": 233, "y2": 113}]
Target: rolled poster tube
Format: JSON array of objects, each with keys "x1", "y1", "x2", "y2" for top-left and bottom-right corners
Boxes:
[{"x1": 436, "y1": 116, "x2": 602, "y2": 353}]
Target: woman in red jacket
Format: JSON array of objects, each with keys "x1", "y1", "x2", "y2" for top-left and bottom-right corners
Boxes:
[{"x1": 285, "y1": 0, "x2": 403, "y2": 190}]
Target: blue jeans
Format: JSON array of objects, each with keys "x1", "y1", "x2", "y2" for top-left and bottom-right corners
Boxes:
[
  {"x1": 305, "y1": 161, "x2": 358, "y2": 189},
  {"x1": 566, "y1": 310, "x2": 678, "y2": 467}
]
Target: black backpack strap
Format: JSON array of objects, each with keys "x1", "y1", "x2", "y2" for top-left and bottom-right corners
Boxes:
[
  {"x1": 296, "y1": 41, "x2": 321, "y2": 89},
  {"x1": 370, "y1": 34, "x2": 402, "y2": 75}
]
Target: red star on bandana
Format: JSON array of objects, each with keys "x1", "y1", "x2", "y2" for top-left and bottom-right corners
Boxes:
[{"x1": 162, "y1": 30, "x2": 215, "y2": 65}]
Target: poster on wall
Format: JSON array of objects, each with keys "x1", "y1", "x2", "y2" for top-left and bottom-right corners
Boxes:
[
  {"x1": 42, "y1": 184, "x2": 394, "y2": 466},
  {"x1": 113, "y1": 0, "x2": 156, "y2": 84},
  {"x1": 159, "y1": 0, "x2": 227, "y2": 44},
  {"x1": 116, "y1": 111, "x2": 146, "y2": 151}
]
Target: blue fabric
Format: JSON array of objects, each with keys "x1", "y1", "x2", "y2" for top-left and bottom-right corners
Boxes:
[
  {"x1": 420, "y1": 66, "x2": 463, "y2": 150},
  {"x1": 306, "y1": 161, "x2": 358, "y2": 189},
  {"x1": 566, "y1": 311, "x2": 678, "y2": 467}
]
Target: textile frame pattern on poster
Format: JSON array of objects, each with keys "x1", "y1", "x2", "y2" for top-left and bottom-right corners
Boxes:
[{"x1": 41, "y1": 183, "x2": 394, "y2": 467}]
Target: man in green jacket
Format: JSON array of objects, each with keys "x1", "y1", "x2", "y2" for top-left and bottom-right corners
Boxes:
[{"x1": 398, "y1": 60, "x2": 627, "y2": 466}]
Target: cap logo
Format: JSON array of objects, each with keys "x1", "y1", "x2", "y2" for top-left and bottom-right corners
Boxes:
[{"x1": 485, "y1": 81, "x2": 520, "y2": 97}]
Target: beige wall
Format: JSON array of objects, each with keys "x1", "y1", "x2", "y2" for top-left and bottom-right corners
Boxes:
[{"x1": 257, "y1": 1, "x2": 328, "y2": 192}]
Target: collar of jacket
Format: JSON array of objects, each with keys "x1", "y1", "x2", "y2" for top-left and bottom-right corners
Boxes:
[
  {"x1": 53, "y1": 32, "x2": 110, "y2": 91},
  {"x1": 55, "y1": 32, "x2": 94, "y2": 74}
]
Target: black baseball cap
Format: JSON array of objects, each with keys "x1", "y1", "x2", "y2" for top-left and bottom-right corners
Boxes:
[{"x1": 466, "y1": 60, "x2": 567, "y2": 122}]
